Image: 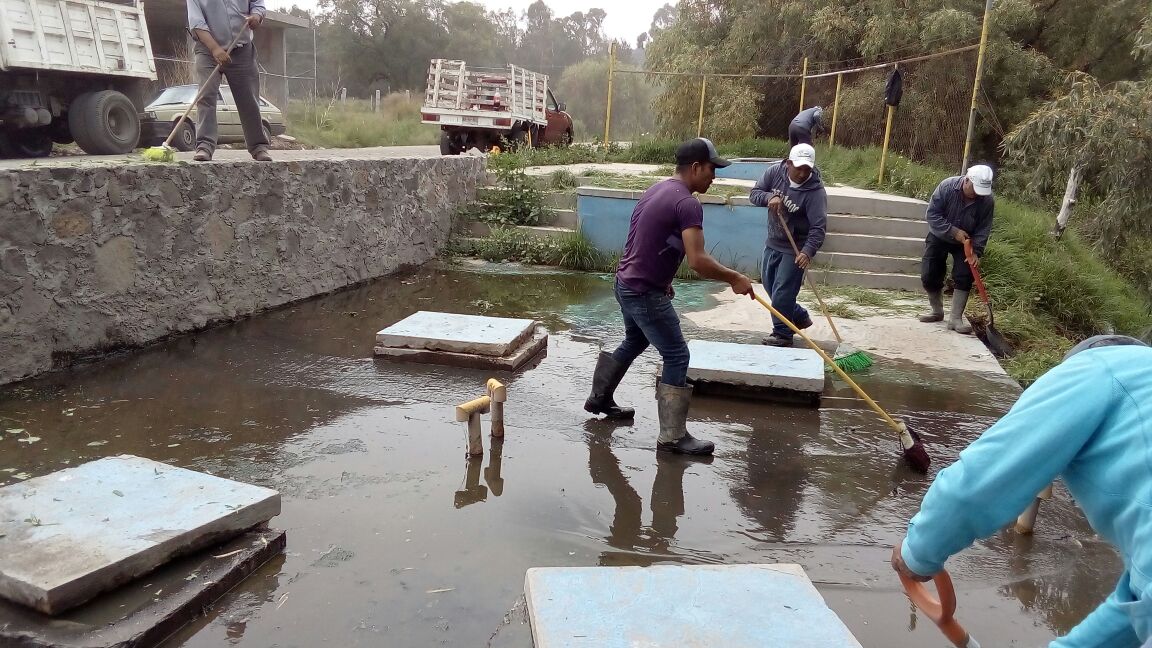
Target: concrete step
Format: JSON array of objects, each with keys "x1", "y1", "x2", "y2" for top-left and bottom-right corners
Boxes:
[
  {"x1": 822, "y1": 232, "x2": 923, "y2": 257},
  {"x1": 827, "y1": 189, "x2": 927, "y2": 220},
  {"x1": 544, "y1": 192, "x2": 577, "y2": 210},
  {"x1": 541, "y1": 208, "x2": 577, "y2": 228},
  {"x1": 520, "y1": 225, "x2": 577, "y2": 239},
  {"x1": 811, "y1": 268, "x2": 922, "y2": 292},
  {"x1": 827, "y1": 213, "x2": 926, "y2": 238},
  {"x1": 815, "y1": 251, "x2": 920, "y2": 275}
]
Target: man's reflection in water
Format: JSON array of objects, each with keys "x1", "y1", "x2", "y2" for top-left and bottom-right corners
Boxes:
[{"x1": 586, "y1": 421, "x2": 710, "y2": 566}]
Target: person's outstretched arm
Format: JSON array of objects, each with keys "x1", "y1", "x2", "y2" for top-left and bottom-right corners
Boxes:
[
  {"x1": 899, "y1": 352, "x2": 1115, "y2": 578},
  {"x1": 682, "y1": 227, "x2": 753, "y2": 297}
]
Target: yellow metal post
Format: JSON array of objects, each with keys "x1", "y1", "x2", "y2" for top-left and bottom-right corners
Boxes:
[
  {"x1": 878, "y1": 104, "x2": 895, "y2": 184},
  {"x1": 961, "y1": 0, "x2": 993, "y2": 173},
  {"x1": 829, "y1": 73, "x2": 843, "y2": 146},
  {"x1": 798, "y1": 57, "x2": 809, "y2": 113},
  {"x1": 696, "y1": 75, "x2": 707, "y2": 137},
  {"x1": 603, "y1": 42, "x2": 616, "y2": 145}
]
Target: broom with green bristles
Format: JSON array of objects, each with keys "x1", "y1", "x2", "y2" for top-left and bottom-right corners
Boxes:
[
  {"x1": 141, "y1": 26, "x2": 248, "y2": 162},
  {"x1": 771, "y1": 208, "x2": 873, "y2": 372}
]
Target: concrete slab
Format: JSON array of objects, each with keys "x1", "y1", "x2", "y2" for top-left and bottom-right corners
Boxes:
[
  {"x1": 0, "y1": 456, "x2": 281, "y2": 614},
  {"x1": 524, "y1": 564, "x2": 862, "y2": 648},
  {"x1": 375, "y1": 325, "x2": 548, "y2": 371},
  {"x1": 375, "y1": 311, "x2": 538, "y2": 357},
  {"x1": 685, "y1": 340, "x2": 824, "y2": 405},
  {"x1": 0, "y1": 528, "x2": 285, "y2": 648}
]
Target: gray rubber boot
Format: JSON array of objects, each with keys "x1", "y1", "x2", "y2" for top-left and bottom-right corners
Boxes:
[
  {"x1": 918, "y1": 291, "x2": 944, "y2": 323},
  {"x1": 947, "y1": 290, "x2": 973, "y2": 334},
  {"x1": 584, "y1": 352, "x2": 635, "y2": 419},
  {"x1": 654, "y1": 383, "x2": 714, "y2": 455}
]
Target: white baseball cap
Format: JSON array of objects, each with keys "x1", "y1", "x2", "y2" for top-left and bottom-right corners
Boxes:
[
  {"x1": 966, "y1": 164, "x2": 994, "y2": 196},
  {"x1": 789, "y1": 143, "x2": 816, "y2": 169}
]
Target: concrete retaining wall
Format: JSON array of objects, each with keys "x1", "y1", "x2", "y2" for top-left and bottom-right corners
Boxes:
[{"x1": 0, "y1": 156, "x2": 485, "y2": 385}]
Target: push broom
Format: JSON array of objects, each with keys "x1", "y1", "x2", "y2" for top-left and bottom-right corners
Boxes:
[
  {"x1": 752, "y1": 290, "x2": 930, "y2": 472},
  {"x1": 770, "y1": 209, "x2": 872, "y2": 372},
  {"x1": 141, "y1": 25, "x2": 249, "y2": 162}
]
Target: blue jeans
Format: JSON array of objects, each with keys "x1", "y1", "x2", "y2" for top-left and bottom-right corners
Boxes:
[
  {"x1": 761, "y1": 248, "x2": 809, "y2": 339},
  {"x1": 611, "y1": 279, "x2": 690, "y2": 387}
]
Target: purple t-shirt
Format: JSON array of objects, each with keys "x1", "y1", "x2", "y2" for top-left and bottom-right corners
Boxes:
[{"x1": 616, "y1": 179, "x2": 704, "y2": 293}]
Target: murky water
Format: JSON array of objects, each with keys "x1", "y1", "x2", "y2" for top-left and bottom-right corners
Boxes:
[{"x1": 0, "y1": 261, "x2": 1119, "y2": 647}]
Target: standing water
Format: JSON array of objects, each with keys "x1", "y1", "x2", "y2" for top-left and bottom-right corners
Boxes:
[{"x1": 0, "y1": 261, "x2": 1120, "y2": 646}]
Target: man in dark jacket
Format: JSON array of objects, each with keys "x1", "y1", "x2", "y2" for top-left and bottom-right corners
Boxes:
[
  {"x1": 750, "y1": 143, "x2": 828, "y2": 347},
  {"x1": 918, "y1": 165, "x2": 995, "y2": 334},
  {"x1": 584, "y1": 138, "x2": 754, "y2": 456},
  {"x1": 789, "y1": 106, "x2": 823, "y2": 146}
]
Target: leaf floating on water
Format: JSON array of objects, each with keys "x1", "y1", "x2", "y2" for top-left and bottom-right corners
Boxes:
[
  {"x1": 112, "y1": 490, "x2": 124, "y2": 497},
  {"x1": 167, "y1": 444, "x2": 180, "y2": 448},
  {"x1": 13, "y1": 473, "x2": 30, "y2": 480},
  {"x1": 2, "y1": 468, "x2": 16, "y2": 473},
  {"x1": 426, "y1": 588, "x2": 455, "y2": 594},
  {"x1": 87, "y1": 441, "x2": 108, "y2": 447},
  {"x1": 17, "y1": 436, "x2": 40, "y2": 444},
  {"x1": 5, "y1": 429, "x2": 24, "y2": 434},
  {"x1": 25, "y1": 516, "x2": 41, "y2": 526}
]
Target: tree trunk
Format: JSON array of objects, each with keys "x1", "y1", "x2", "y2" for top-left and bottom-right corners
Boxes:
[{"x1": 1054, "y1": 163, "x2": 1084, "y2": 239}]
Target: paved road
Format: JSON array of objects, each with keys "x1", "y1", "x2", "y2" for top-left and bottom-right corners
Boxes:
[{"x1": 0, "y1": 145, "x2": 447, "y2": 170}]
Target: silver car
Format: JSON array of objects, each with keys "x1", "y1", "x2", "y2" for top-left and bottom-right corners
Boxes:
[{"x1": 139, "y1": 84, "x2": 286, "y2": 151}]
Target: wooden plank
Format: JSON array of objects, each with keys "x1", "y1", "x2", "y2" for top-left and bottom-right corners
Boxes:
[
  {"x1": 84, "y1": 3, "x2": 106, "y2": 70},
  {"x1": 27, "y1": 0, "x2": 50, "y2": 68},
  {"x1": 55, "y1": 0, "x2": 79, "y2": 68}
]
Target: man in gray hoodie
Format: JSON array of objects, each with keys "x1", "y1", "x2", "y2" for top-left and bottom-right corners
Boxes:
[
  {"x1": 750, "y1": 143, "x2": 828, "y2": 347},
  {"x1": 789, "y1": 106, "x2": 823, "y2": 147}
]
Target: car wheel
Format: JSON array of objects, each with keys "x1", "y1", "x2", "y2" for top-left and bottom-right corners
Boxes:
[
  {"x1": 70, "y1": 90, "x2": 140, "y2": 155},
  {"x1": 170, "y1": 120, "x2": 195, "y2": 151},
  {"x1": 440, "y1": 131, "x2": 462, "y2": 155},
  {"x1": 7, "y1": 128, "x2": 54, "y2": 158}
]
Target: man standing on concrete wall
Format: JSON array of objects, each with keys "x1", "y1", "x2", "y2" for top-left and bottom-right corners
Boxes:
[
  {"x1": 750, "y1": 143, "x2": 828, "y2": 347},
  {"x1": 584, "y1": 138, "x2": 754, "y2": 456},
  {"x1": 789, "y1": 107, "x2": 824, "y2": 147},
  {"x1": 918, "y1": 165, "x2": 995, "y2": 334},
  {"x1": 187, "y1": 0, "x2": 271, "y2": 162}
]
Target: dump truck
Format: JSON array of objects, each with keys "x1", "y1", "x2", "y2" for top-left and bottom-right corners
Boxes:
[
  {"x1": 421, "y1": 59, "x2": 573, "y2": 155},
  {"x1": 0, "y1": 0, "x2": 156, "y2": 157}
]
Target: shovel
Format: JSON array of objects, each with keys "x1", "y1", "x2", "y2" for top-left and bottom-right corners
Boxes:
[{"x1": 963, "y1": 240, "x2": 1013, "y2": 358}]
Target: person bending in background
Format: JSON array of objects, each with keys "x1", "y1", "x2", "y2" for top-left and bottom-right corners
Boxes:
[
  {"x1": 584, "y1": 138, "x2": 754, "y2": 456},
  {"x1": 918, "y1": 165, "x2": 995, "y2": 334},
  {"x1": 893, "y1": 335, "x2": 1152, "y2": 647},
  {"x1": 749, "y1": 143, "x2": 827, "y2": 347},
  {"x1": 789, "y1": 106, "x2": 824, "y2": 146}
]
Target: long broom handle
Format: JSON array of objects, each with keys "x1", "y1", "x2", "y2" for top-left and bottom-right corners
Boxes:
[
  {"x1": 753, "y1": 291, "x2": 907, "y2": 438},
  {"x1": 163, "y1": 25, "x2": 249, "y2": 148},
  {"x1": 772, "y1": 206, "x2": 842, "y2": 343}
]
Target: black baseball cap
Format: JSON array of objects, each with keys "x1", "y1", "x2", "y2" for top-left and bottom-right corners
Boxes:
[{"x1": 675, "y1": 137, "x2": 731, "y2": 168}]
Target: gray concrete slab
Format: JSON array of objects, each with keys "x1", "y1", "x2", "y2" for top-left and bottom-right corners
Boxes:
[
  {"x1": 0, "y1": 456, "x2": 281, "y2": 614},
  {"x1": 375, "y1": 312, "x2": 537, "y2": 357},
  {"x1": 524, "y1": 564, "x2": 862, "y2": 648},
  {"x1": 687, "y1": 340, "x2": 824, "y2": 394},
  {"x1": 375, "y1": 326, "x2": 548, "y2": 371},
  {"x1": 0, "y1": 528, "x2": 285, "y2": 648}
]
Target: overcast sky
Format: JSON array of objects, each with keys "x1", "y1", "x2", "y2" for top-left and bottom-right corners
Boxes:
[{"x1": 275, "y1": 0, "x2": 667, "y2": 44}]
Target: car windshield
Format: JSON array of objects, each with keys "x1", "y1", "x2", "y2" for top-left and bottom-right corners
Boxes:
[{"x1": 150, "y1": 86, "x2": 197, "y2": 106}]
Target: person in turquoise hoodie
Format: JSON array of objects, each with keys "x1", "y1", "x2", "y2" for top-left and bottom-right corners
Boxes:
[{"x1": 892, "y1": 334, "x2": 1152, "y2": 646}]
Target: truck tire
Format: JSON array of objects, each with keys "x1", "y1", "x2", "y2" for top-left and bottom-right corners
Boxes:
[
  {"x1": 7, "y1": 128, "x2": 54, "y2": 158},
  {"x1": 440, "y1": 131, "x2": 461, "y2": 155},
  {"x1": 69, "y1": 90, "x2": 140, "y2": 155},
  {"x1": 506, "y1": 127, "x2": 527, "y2": 151},
  {"x1": 171, "y1": 120, "x2": 195, "y2": 151}
]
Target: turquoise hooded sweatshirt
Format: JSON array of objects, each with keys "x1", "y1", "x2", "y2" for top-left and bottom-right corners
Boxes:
[{"x1": 901, "y1": 345, "x2": 1152, "y2": 646}]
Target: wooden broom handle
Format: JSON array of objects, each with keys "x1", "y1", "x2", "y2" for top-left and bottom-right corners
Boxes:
[{"x1": 771, "y1": 206, "x2": 842, "y2": 343}]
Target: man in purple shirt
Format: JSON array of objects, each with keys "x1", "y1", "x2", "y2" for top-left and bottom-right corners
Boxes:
[{"x1": 584, "y1": 138, "x2": 754, "y2": 456}]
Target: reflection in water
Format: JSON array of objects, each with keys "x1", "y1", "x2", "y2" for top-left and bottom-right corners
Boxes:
[
  {"x1": 585, "y1": 420, "x2": 712, "y2": 565},
  {"x1": 727, "y1": 406, "x2": 815, "y2": 543},
  {"x1": 454, "y1": 438, "x2": 506, "y2": 507}
]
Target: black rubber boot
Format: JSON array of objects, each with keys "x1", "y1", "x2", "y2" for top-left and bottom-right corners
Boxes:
[
  {"x1": 654, "y1": 382, "x2": 714, "y2": 455},
  {"x1": 584, "y1": 352, "x2": 636, "y2": 419}
]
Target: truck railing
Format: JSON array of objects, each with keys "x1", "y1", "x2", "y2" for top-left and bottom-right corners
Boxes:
[{"x1": 423, "y1": 59, "x2": 547, "y2": 125}]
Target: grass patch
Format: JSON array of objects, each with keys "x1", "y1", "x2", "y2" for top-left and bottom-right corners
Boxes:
[
  {"x1": 285, "y1": 94, "x2": 439, "y2": 148},
  {"x1": 549, "y1": 169, "x2": 578, "y2": 190},
  {"x1": 450, "y1": 228, "x2": 609, "y2": 272}
]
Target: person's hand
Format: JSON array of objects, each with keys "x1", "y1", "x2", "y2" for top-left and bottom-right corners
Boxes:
[
  {"x1": 729, "y1": 273, "x2": 754, "y2": 299},
  {"x1": 665, "y1": 284, "x2": 676, "y2": 298},
  {"x1": 767, "y1": 195, "x2": 783, "y2": 217},
  {"x1": 212, "y1": 47, "x2": 231, "y2": 65},
  {"x1": 245, "y1": 13, "x2": 263, "y2": 29},
  {"x1": 967, "y1": 254, "x2": 980, "y2": 269},
  {"x1": 891, "y1": 542, "x2": 933, "y2": 583},
  {"x1": 795, "y1": 253, "x2": 811, "y2": 270},
  {"x1": 953, "y1": 228, "x2": 970, "y2": 243}
]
